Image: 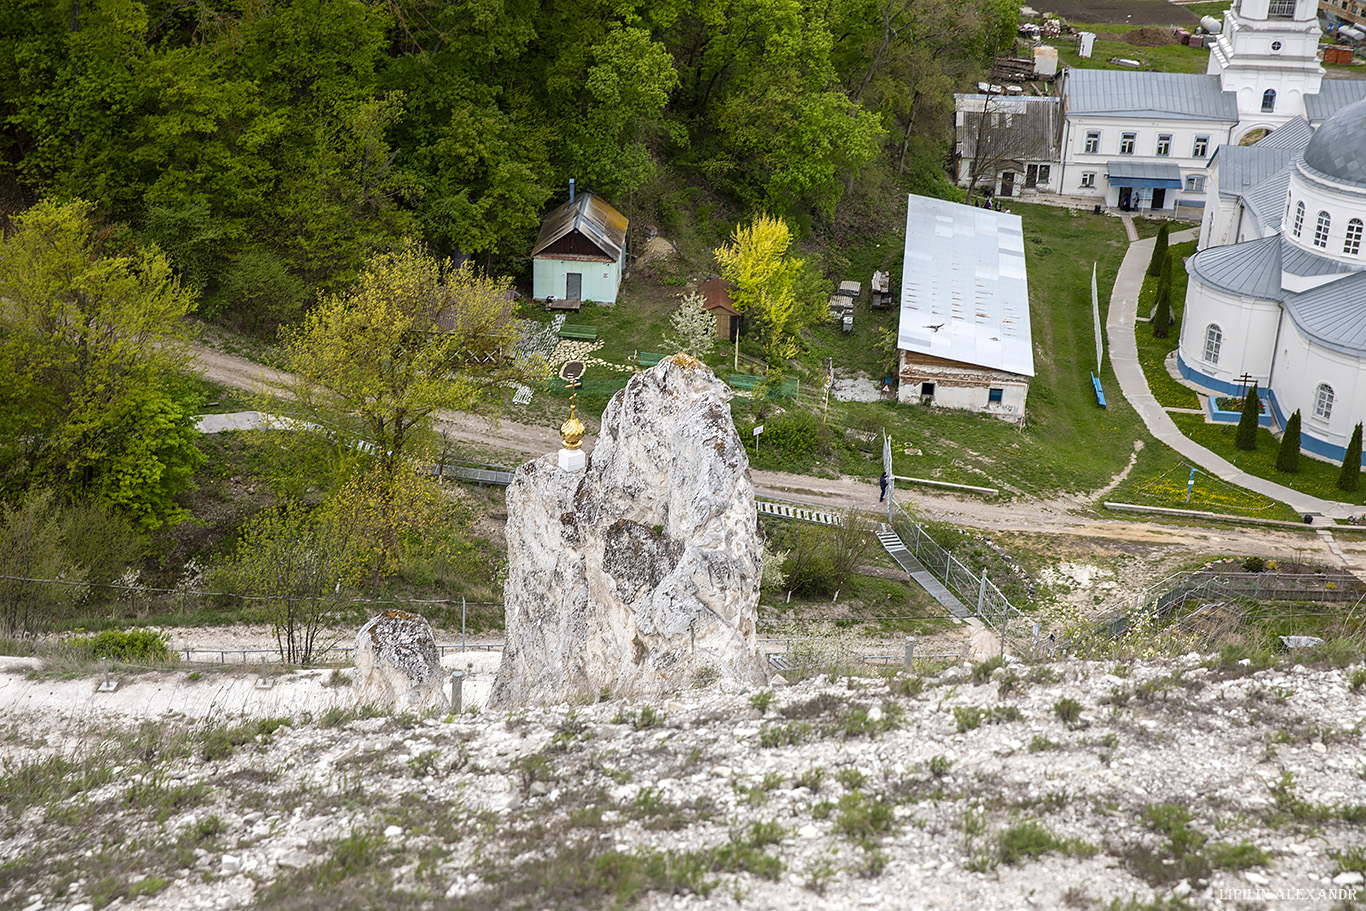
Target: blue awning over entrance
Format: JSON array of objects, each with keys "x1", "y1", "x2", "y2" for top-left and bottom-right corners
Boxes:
[{"x1": 1106, "y1": 160, "x2": 1183, "y2": 189}]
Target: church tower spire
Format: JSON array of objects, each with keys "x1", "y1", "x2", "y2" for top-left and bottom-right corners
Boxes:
[{"x1": 1207, "y1": 0, "x2": 1324, "y2": 136}]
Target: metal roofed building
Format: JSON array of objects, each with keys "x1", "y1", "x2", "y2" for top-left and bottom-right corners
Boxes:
[
  {"x1": 896, "y1": 194, "x2": 1034, "y2": 422},
  {"x1": 531, "y1": 189, "x2": 628, "y2": 304},
  {"x1": 1178, "y1": 96, "x2": 1366, "y2": 465}
]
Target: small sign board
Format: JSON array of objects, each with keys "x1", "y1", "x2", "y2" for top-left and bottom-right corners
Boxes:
[{"x1": 753, "y1": 425, "x2": 763, "y2": 436}]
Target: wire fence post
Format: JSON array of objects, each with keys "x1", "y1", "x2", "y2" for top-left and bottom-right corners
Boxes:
[
  {"x1": 97, "y1": 658, "x2": 117, "y2": 692},
  {"x1": 462, "y1": 597, "x2": 467, "y2": 652},
  {"x1": 450, "y1": 670, "x2": 463, "y2": 713},
  {"x1": 976, "y1": 573, "x2": 987, "y2": 621},
  {"x1": 904, "y1": 636, "x2": 916, "y2": 670}
]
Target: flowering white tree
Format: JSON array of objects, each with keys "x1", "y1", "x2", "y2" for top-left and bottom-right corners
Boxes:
[{"x1": 663, "y1": 291, "x2": 716, "y2": 359}]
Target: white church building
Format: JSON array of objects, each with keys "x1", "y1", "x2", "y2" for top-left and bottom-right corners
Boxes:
[
  {"x1": 956, "y1": 0, "x2": 1366, "y2": 218},
  {"x1": 1177, "y1": 96, "x2": 1366, "y2": 463}
]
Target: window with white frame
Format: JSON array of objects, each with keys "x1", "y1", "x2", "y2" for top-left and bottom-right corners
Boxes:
[
  {"x1": 1268, "y1": 0, "x2": 1296, "y2": 16},
  {"x1": 1037, "y1": 164, "x2": 1051, "y2": 184},
  {"x1": 1315, "y1": 383, "x2": 1335, "y2": 420},
  {"x1": 1346, "y1": 218, "x2": 1363, "y2": 256},
  {"x1": 1080, "y1": 172, "x2": 1096, "y2": 188},
  {"x1": 1193, "y1": 136, "x2": 1209, "y2": 157},
  {"x1": 1203, "y1": 325, "x2": 1222, "y2": 364},
  {"x1": 1314, "y1": 211, "x2": 1331, "y2": 248},
  {"x1": 1293, "y1": 201, "x2": 1305, "y2": 237},
  {"x1": 1262, "y1": 89, "x2": 1277, "y2": 113},
  {"x1": 1084, "y1": 131, "x2": 1100, "y2": 153},
  {"x1": 1185, "y1": 175, "x2": 1205, "y2": 192},
  {"x1": 1156, "y1": 134, "x2": 1172, "y2": 156},
  {"x1": 1120, "y1": 132, "x2": 1136, "y2": 154}
]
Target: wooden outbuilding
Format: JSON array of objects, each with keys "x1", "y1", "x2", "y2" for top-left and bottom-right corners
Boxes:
[
  {"x1": 697, "y1": 277, "x2": 740, "y2": 342},
  {"x1": 531, "y1": 190, "x2": 628, "y2": 305}
]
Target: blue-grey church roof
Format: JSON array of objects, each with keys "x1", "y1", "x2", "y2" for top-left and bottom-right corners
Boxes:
[
  {"x1": 1304, "y1": 80, "x2": 1366, "y2": 124},
  {"x1": 1284, "y1": 273, "x2": 1366, "y2": 357},
  {"x1": 1064, "y1": 70, "x2": 1237, "y2": 121},
  {"x1": 1301, "y1": 97, "x2": 1366, "y2": 188}
]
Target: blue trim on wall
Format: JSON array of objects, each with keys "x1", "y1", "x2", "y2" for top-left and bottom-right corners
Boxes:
[
  {"x1": 1205, "y1": 397, "x2": 1272, "y2": 427},
  {"x1": 1176, "y1": 352, "x2": 1247, "y2": 397}
]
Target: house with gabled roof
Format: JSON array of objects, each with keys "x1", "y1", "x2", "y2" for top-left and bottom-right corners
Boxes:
[
  {"x1": 897, "y1": 194, "x2": 1034, "y2": 423},
  {"x1": 531, "y1": 189, "x2": 628, "y2": 304}
]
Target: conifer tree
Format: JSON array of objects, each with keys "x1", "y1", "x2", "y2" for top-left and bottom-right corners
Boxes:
[
  {"x1": 1235, "y1": 382, "x2": 1260, "y2": 451},
  {"x1": 1339, "y1": 423, "x2": 1362, "y2": 492},
  {"x1": 1147, "y1": 223, "x2": 1170, "y2": 278},
  {"x1": 1152, "y1": 253, "x2": 1172, "y2": 339},
  {"x1": 1276, "y1": 410, "x2": 1301, "y2": 473}
]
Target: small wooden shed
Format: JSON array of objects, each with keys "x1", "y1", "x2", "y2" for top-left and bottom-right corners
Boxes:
[
  {"x1": 698, "y1": 277, "x2": 740, "y2": 342},
  {"x1": 531, "y1": 191, "x2": 628, "y2": 304}
]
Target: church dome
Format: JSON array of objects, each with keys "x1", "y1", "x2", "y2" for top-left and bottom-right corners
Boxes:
[{"x1": 1301, "y1": 98, "x2": 1366, "y2": 187}]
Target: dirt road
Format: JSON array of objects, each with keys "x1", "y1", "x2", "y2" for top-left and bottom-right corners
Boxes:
[{"x1": 189, "y1": 343, "x2": 1366, "y2": 580}]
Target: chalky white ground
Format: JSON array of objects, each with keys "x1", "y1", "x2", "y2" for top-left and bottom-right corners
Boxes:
[{"x1": 2, "y1": 654, "x2": 1363, "y2": 911}]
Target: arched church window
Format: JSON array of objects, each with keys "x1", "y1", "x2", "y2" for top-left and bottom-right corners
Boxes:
[
  {"x1": 1293, "y1": 202, "x2": 1304, "y2": 237},
  {"x1": 1314, "y1": 211, "x2": 1331, "y2": 248},
  {"x1": 1203, "y1": 325, "x2": 1222, "y2": 365},
  {"x1": 1315, "y1": 384, "x2": 1335, "y2": 421},
  {"x1": 1346, "y1": 219, "x2": 1363, "y2": 256},
  {"x1": 1261, "y1": 89, "x2": 1277, "y2": 113}
]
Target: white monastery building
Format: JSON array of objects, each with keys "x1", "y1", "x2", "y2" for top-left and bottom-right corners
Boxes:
[
  {"x1": 1178, "y1": 97, "x2": 1366, "y2": 463},
  {"x1": 955, "y1": 0, "x2": 1366, "y2": 218},
  {"x1": 896, "y1": 194, "x2": 1034, "y2": 422}
]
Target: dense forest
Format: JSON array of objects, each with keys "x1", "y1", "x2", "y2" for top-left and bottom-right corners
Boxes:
[{"x1": 1, "y1": 0, "x2": 1018, "y2": 330}]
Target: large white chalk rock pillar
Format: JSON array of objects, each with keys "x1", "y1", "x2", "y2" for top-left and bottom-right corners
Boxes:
[{"x1": 490, "y1": 355, "x2": 769, "y2": 706}]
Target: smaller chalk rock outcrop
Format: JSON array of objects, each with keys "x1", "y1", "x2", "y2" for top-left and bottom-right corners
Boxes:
[
  {"x1": 490, "y1": 355, "x2": 769, "y2": 707},
  {"x1": 354, "y1": 610, "x2": 447, "y2": 711}
]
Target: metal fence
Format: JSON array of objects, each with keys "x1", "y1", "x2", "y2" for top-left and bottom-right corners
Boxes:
[
  {"x1": 1093, "y1": 569, "x2": 1365, "y2": 640},
  {"x1": 888, "y1": 502, "x2": 1037, "y2": 654}
]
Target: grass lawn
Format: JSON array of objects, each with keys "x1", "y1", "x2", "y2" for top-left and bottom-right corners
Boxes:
[
  {"x1": 1053, "y1": 27, "x2": 1215, "y2": 75},
  {"x1": 1171, "y1": 414, "x2": 1366, "y2": 508},
  {"x1": 1103, "y1": 436, "x2": 1299, "y2": 520},
  {"x1": 1134, "y1": 239, "x2": 1201, "y2": 409},
  {"x1": 738, "y1": 202, "x2": 1152, "y2": 498}
]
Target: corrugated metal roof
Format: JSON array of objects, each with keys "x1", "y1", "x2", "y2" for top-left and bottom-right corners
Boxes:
[
  {"x1": 1281, "y1": 236, "x2": 1365, "y2": 278},
  {"x1": 1187, "y1": 233, "x2": 1283, "y2": 298},
  {"x1": 1215, "y1": 145, "x2": 1298, "y2": 199},
  {"x1": 897, "y1": 194, "x2": 1034, "y2": 378},
  {"x1": 1304, "y1": 79, "x2": 1366, "y2": 124},
  {"x1": 955, "y1": 94, "x2": 1062, "y2": 163},
  {"x1": 531, "y1": 191, "x2": 628, "y2": 261},
  {"x1": 1301, "y1": 97, "x2": 1366, "y2": 188},
  {"x1": 1284, "y1": 272, "x2": 1366, "y2": 356},
  {"x1": 1064, "y1": 69, "x2": 1237, "y2": 121},
  {"x1": 1259, "y1": 116, "x2": 1314, "y2": 150},
  {"x1": 1241, "y1": 165, "x2": 1292, "y2": 232}
]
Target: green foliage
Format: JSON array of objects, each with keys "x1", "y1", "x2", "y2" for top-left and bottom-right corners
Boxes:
[
  {"x1": 1147, "y1": 223, "x2": 1170, "y2": 278},
  {"x1": 1235, "y1": 383, "x2": 1261, "y2": 452},
  {"x1": 0, "y1": 200, "x2": 204, "y2": 529},
  {"x1": 1340, "y1": 423, "x2": 1363, "y2": 492},
  {"x1": 662, "y1": 291, "x2": 717, "y2": 360},
  {"x1": 76, "y1": 629, "x2": 173, "y2": 664},
  {"x1": 1276, "y1": 410, "x2": 1302, "y2": 473},
  {"x1": 996, "y1": 820, "x2": 1095, "y2": 866},
  {"x1": 1053, "y1": 697, "x2": 1084, "y2": 728},
  {"x1": 1151, "y1": 253, "x2": 1172, "y2": 339}
]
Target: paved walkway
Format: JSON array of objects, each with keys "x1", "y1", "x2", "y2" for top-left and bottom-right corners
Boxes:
[{"x1": 1106, "y1": 229, "x2": 1356, "y2": 524}]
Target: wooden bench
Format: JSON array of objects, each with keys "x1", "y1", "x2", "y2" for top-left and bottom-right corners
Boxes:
[
  {"x1": 638, "y1": 352, "x2": 665, "y2": 367},
  {"x1": 557, "y1": 324, "x2": 598, "y2": 341},
  {"x1": 546, "y1": 298, "x2": 582, "y2": 312},
  {"x1": 1091, "y1": 372, "x2": 1107, "y2": 408}
]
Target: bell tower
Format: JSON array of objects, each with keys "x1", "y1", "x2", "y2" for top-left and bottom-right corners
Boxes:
[{"x1": 1207, "y1": 0, "x2": 1323, "y2": 133}]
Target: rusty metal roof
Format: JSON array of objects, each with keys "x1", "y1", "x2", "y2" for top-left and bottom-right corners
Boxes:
[{"x1": 531, "y1": 191, "x2": 628, "y2": 261}]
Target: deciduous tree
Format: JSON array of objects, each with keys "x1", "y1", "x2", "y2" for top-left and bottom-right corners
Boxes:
[
  {"x1": 663, "y1": 291, "x2": 716, "y2": 359},
  {"x1": 714, "y1": 215, "x2": 814, "y2": 360},
  {"x1": 0, "y1": 199, "x2": 203, "y2": 530},
  {"x1": 275, "y1": 240, "x2": 527, "y2": 478}
]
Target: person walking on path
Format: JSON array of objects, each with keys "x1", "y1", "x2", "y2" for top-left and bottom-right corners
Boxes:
[{"x1": 879, "y1": 472, "x2": 888, "y2": 502}]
